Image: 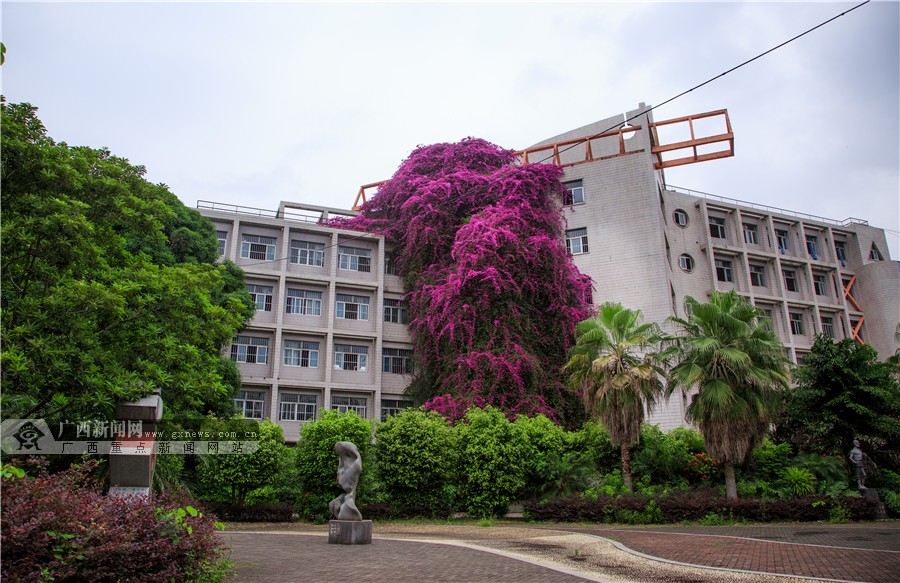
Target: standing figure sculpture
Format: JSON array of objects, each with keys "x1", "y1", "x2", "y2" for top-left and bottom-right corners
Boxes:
[
  {"x1": 329, "y1": 441, "x2": 363, "y2": 521},
  {"x1": 848, "y1": 439, "x2": 867, "y2": 490}
]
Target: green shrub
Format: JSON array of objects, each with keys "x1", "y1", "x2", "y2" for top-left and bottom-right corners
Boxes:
[
  {"x1": 699, "y1": 512, "x2": 728, "y2": 526},
  {"x1": 751, "y1": 439, "x2": 793, "y2": 481},
  {"x1": 375, "y1": 409, "x2": 457, "y2": 513},
  {"x1": 456, "y1": 406, "x2": 527, "y2": 518},
  {"x1": 779, "y1": 466, "x2": 817, "y2": 498},
  {"x1": 565, "y1": 420, "x2": 619, "y2": 475},
  {"x1": 791, "y1": 453, "x2": 847, "y2": 483},
  {"x1": 632, "y1": 425, "x2": 693, "y2": 485},
  {"x1": 197, "y1": 419, "x2": 286, "y2": 506},
  {"x1": 295, "y1": 410, "x2": 374, "y2": 522},
  {"x1": 515, "y1": 414, "x2": 569, "y2": 498},
  {"x1": 828, "y1": 504, "x2": 851, "y2": 524}
]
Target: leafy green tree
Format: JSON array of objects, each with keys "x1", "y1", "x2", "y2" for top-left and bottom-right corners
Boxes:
[
  {"x1": 564, "y1": 303, "x2": 665, "y2": 492},
  {"x1": 667, "y1": 291, "x2": 791, "y2": 500},
  {"x1": 455, "y1": 406, "x2": 527, "y2": 518},
  {"x1": 565, "y1": 420, "x2": 620, "y2": 475},
  {"x1": 294, "y1": 410, "x2": 374, "y2": 522},
  {"x1": 1, "y1": 102, "x2": 253, "y2": 422},
  {"x1": 375, "y1": 409, "x2": 457, "y2": 512},
  {"x1": 197, "y1": 419, "x2": 286, "y2": 506},
  {"x1": 515, "y1": 414, "x2": 569, "y2": 499},
  {"x1": 776, "y1": 335, "x2": 900, "y2": 470}
]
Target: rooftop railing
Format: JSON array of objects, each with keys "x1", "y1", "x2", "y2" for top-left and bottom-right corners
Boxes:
[
  {"x1": 197, "y1": 200, "x2": 324, "y2": 224},
  {"x1": 666, "y1": 185, "x2": 868, "y2": 228}
]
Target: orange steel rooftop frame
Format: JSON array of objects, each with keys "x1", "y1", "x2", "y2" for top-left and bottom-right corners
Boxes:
[{"x1": 352, "y1": 109, "x2": 734, "y2": 210}]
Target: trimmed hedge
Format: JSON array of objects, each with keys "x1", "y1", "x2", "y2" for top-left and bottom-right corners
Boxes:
[{"x1": 523, "y1": 491, "x2": 880, "y2": 523}]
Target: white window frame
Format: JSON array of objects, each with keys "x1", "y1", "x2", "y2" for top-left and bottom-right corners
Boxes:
[
  {"x1": 834, "y1": 240, "x2": 847, "y2": 264},
  {"x1": 806, "y1": 235, "x2": 819, "y2": 259},
  {"x1": 285, "y1": 289, "x2": 322, "y2": 316},
  {"x1": 383, "y1": 298, "x2": 408, "y2": 324},
  {"x1": 290, "y1": 240, "x2": 325, "y2": 267},
  {"x1": 338, "y1": 246, "x2": 372, "y2": 272},
  {"x1": 280, "y1": 393, "x2": 317, "y2": 422},
  {"x1": 335, "y1": 294, "x2": 369, "y2": 321},
  {"x1": 216, "y1": 231, "x2": 227, "y2": 256},
  {"x1": 334, "y1": 344, "x2": 368, "y2": 371},
  {"x1": 679, "y1": 254, "x2": 694, "y2": 273},
  {"x1": 813, "y1": 274, "x2": 828, "y2": 296},
  {"x1": 783, "y1": 269, "x2": 798, "y2": 293},
  {"x1": 382, "y1": 348, "x2": 413, "y2": 375},
  {"x1": 749, "y1": 264, "x2": 766, "y2": 287},
  {"x1": 821, "y1": 317, "x2": 835, "y2": 339},
  {"x1": 563, "y1": 180, "x2": 585, "y2": 205},
  {"x1": 332, "y1": 395, "x2": 367, "y2": 417},
  {"x1": 385, "y1": 252, "x2": 400, "y2": 276},
  {"x1": 715, "y1": 259, "x2": 734, "y2": 283},
  {"x1": 381, "y1": 399, "x2": 413, "y2": 421},
  {"x1": 240, "y1": 234, "x2": 276, "y2": 261},
  {"x1": 283, "y1": 340, "x2": 319, "y2": 368},
  {"x1": 673, "y1": 209, "x2": 688, "y2": 227},
  {"x1": 743, "y1": 223, "x2": 759, "y2": 245},
  {"x1": 709, "y1": 217, "x2": 727, "y2": 239},
  {"x1": 870, "y1": 243, "x2": 885, "y2": 261},
  {"x1": 235, "y1": 390, "x2": 265, "y2": 419},
  {"x1": 775, "y1": 229, "x2": 790, "y2": 252},
  {"x1": 231, "y1": 336, "x2": 269, "y2": 364},
  {"x1": 247, "y1": 284, "x2": 273, "y2": 312},
  {"x1": 566, "y1": 228, "x2": 589, "y2": 255},
  {"x1": 789, "y1": 312, "x2": 804, "y2": 335}
]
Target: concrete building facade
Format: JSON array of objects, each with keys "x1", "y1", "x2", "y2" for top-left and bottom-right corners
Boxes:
[{"x1": 200, "y1": 103, "x2": 899, "y2": 435}]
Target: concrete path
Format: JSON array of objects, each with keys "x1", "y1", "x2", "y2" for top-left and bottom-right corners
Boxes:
[{"x1": 221, "y1": 521, "x2": 900, "y2": 583}]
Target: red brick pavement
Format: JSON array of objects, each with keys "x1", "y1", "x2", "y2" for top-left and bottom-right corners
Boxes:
[{"x1": 571, "y1": 527, "x2": 900, "y2": 583}]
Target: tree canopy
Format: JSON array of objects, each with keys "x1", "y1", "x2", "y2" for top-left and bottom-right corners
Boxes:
[
  {"x1": 1, "y1": 102, "x2": 254, "y2": 423},
  {"x1": 329, "y1": 138, "x2": 592, "y2": 424},
  {"x1": 776, "y1": 335, "x2": 900, "y2": 470}
]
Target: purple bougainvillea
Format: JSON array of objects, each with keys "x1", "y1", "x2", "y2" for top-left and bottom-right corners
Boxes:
[{"x1": 328, "y1": 138, "x2": 592, "y2": 425}]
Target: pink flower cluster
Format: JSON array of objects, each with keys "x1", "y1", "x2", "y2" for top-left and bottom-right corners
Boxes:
[{"x1": 328, "y1": 138, "x2": 593, "y2": 425}]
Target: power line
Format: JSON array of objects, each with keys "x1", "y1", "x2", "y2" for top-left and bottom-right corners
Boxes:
[{"x1": 235, "y1": 0, "x2": 872, "y2": 268}]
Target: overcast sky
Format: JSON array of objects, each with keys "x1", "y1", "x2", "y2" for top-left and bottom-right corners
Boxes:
[{"x1": 3, "y1": 1, "x2": 898, "y2": 256}]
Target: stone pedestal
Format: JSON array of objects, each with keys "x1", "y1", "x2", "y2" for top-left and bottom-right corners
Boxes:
[
  {"x1": 328, "y1": 520, "x2": 372, "y2": 545},
  {"x1": 862, "y1": 488, "x2": 888, "y2": 520}
]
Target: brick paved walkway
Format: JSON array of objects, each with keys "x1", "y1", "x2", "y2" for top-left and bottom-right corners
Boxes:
[
  {"x1": 567, "y1": 524, "x2": 900, "y2": 582},
  {"x1": 222, "y1": 521, "x2": 900, "y2": 583}
]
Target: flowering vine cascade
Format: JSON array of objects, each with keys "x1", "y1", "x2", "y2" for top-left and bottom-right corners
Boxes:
[{"x1": 329, "y1": 138, "x2": 593, "y2": 424}]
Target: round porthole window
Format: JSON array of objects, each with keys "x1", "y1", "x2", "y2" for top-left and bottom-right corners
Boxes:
[
  {"x1": 673, "y1": 209, "x2": 688, "y2": 227},
  {"x1": 679, "y1": 253, "x2": 695, "y2": 273}
]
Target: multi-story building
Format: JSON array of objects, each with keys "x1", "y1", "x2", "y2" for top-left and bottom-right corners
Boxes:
[{"x1": 201, "y1": 102, "x2": 898, "y2": 435}]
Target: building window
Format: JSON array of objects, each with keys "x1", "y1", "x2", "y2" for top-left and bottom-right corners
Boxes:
[
  {"x1": 290, "y1": 240, "x2": 325, "y2": 267},
  {"x1": 338, "y1": 246, "x2": 372, "y2": 272},
  {"x1": 749, "y1": 264, "x2": 766, "y2": 287},
  {"x1": 334, "y1": 344, "x2": 368, "y2": 371},
  {"x1": 715, "y1": 259, "x2": 733, "y2": 283},
  {"x1": 806, "y1": 235, "x2": 819, "y2": 260},
  {"x1": 673, "y1": 209, "x2": 688, "y2": 227},
  {"x1": 813, "y1": 274, "x2": 828, "y2": 296},
  {"x1": 283, "y1": 340, "x2": 319, "y2": 368},
  {"x1": 247, "y1": 284, "x2": 273, "y2": 312},
  {"x1": 332, "y1": 396, "x2": 367, "y2": 417},
  {"x1": 566, "y1": 228, "x2": 589, "y2": 255},
  {"x1": 789, "y1": 312, "x2": 804, "y2": 335},
  {"x1": 775, "y1": 229, "x2": 789, "y2": 253},
  {"x1": 241, "y1": 234, "x2": 276, "y2": 261},
  {"x1": 336, "y1": 294, "x2": 369, "y2": 321},
  {"x1": 783, "y1": 270, "x2": 798, "y2": 293},
  {"x1": 231, "y1": 336, "x2": 269, "y2": 364},
  {"x1": 743, "y1": 223, "x2": 759, "y2": 245},
  {"x1": 383, "y1": 348, "x2": 413, "y2": 374},
  {"x1": 235, "y1": 390, "x2": 265, "y2": 419},
  {"x1": 385, "y1": 252, "x2": 400, "y2": 276},
  {"x1": 709, "y1": 216, "x2": 726, "y2": 239},
  {"x1": 563, "y1": 180, "x2": 585, "y2": 205},
  {"x1": 383, "y1": 298, "x2": 408, "y2": 324},
  {"x1": 216, "y1": 231, "x2": 227, "y2": 256},
  {"x1": 834, "y1": 240, "x2": 847, "y2": 266},
  {"x1": 870, "y1": 243, "x2": 885, "y2": 261},
  {"x1": 821, "y1": 317, "x2": 835, "y2": 339},
  {"x1": 285, "y1": 289, "x2": 322, "y2": 316},
  {"x1": 280, "y1": 393, "x2": 317, "y2": 422},
  {"x1": 381, "y1": 399, "x2": 413, "y2": 421},
  {"x1": 678, "y1": 254, "x2": 694, "y2": 273}
]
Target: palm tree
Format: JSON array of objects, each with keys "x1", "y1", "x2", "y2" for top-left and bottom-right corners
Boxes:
[
  {"x1": 666, "y1": 291, "x2": 791, "y2": 500},
  {"x1": 564, "y1": 302, "x2": 665, "y2": 493}
]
